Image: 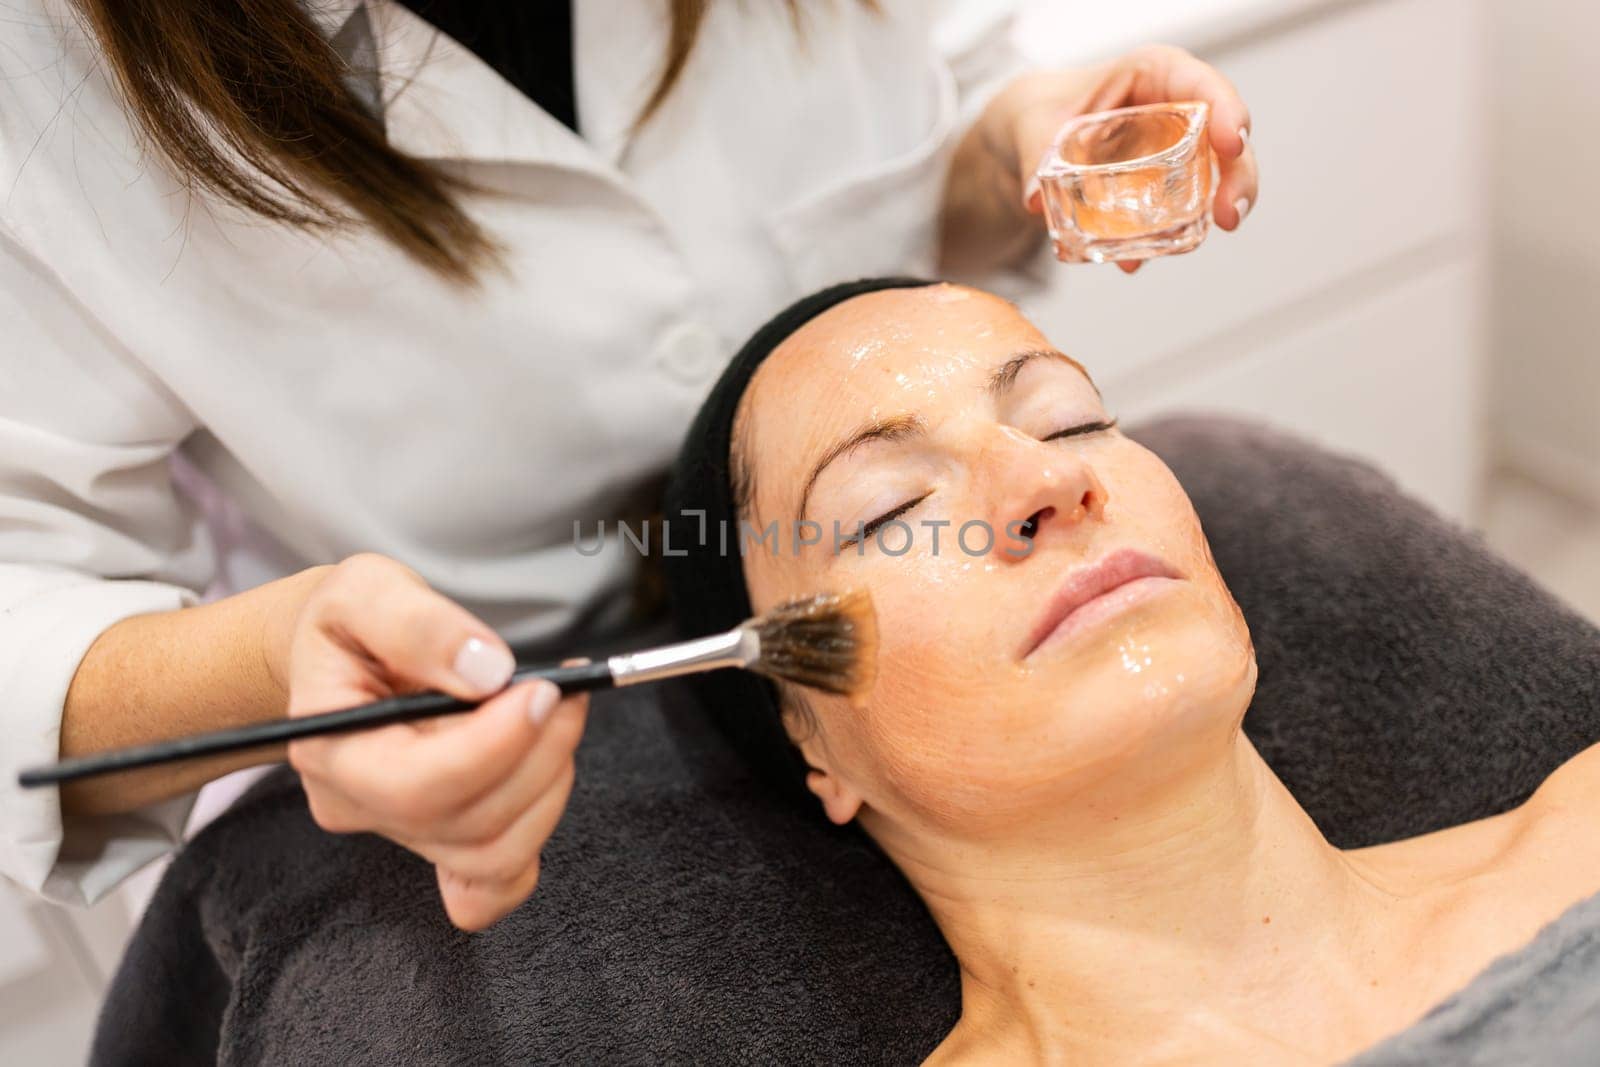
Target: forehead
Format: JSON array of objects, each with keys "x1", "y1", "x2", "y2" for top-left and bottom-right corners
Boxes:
[
  {"x1": 736, "y1": 285, "x2": 1058, "y2": 517},
  {"x1": 764, "y1": 284, "x2": 1040, "y2": 384}
]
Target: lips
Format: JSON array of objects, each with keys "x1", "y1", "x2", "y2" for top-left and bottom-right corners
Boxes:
[{"x1": 1020, "y1": 548, "x2": 1182, "y2": 659}]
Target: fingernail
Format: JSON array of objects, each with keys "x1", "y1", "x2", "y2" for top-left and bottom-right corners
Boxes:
[
  {"x1": 526, "y1": 680, "x2": 560, "y2": 726},
  {"x1": 453, "y1": 636, "x2": 514, "y2": 694},
  {"x1": 1238, "y1": 125, "x2": 1250, "y2": 146},
  {"x1": 1234, "y1": 197, "x2": 1251, "y2": 224},
  {"x1": 1022, "y1": 175, "x2": 1041, "y2": 210}
]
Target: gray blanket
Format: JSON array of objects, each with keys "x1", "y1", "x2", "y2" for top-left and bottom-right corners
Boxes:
[
  {"x1": 91, "y1": 417, "x2": 1600, "y2": 1064},
  {"x1": 1348, "y1": 889, "x2": 1600, "y2": 1066}
]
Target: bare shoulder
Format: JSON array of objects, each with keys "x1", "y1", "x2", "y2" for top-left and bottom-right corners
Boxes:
[
  {"x1": 1352, "y1": 741, "x2": 1600, "y2": 890},
  {"x1": 1339, "y1": 744, "x2": 1600, "y2": 1015},
  {"x1": 1516, "y1": 741, "x2": 1600, "y2": 861},
  {"x1": 1453, "y1": 740, "x2": 1600, "y2": 906}
]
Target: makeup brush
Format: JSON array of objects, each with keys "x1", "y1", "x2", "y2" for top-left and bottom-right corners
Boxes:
[{"x1": 16, "y1": 589, "x2": 876, "y2": 789}]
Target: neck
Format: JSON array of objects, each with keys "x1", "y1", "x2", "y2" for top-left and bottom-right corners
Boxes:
[{"x1": 870, "y1": 739, "x2": 1402, "y2": 1062}]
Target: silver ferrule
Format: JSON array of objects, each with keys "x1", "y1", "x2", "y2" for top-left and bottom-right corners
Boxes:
[{"x1": 605, "y1": 626, "x2": 758, "y2": 687}]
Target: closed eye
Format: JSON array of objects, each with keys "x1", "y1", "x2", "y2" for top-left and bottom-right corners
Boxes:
[
  {"x1": 1043, "y1": 416, "x2": 1118, "y2": 442},
  {"x1": 841, "y1": 492, "x2": 931, "y2": 548},
  {"x1": 835, "y1": 419, "x2": 1113, "y2": 551}
]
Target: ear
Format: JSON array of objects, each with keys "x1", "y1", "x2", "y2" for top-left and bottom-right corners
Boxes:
[
  {"x1": 803, "y1": 766, "x2": 864, "y2": 825},
  {"x1": 784, "y1": 699, "x2": 864, "y2": 824}
]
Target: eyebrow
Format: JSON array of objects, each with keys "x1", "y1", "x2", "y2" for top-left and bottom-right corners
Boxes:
[
  {"x1": 987, "y1": 348, "x2": 1097, "y2": 398},
  {"x1": 796, "y1": 413, "x2": 925, "y2": 523}
]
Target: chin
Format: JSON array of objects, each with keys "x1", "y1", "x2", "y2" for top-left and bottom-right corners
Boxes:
[
  {"x1": 984, "y1": 599, "x2": 1257, "y2": 804},
  {"x1": 1026, "y1": 580, "x2": 1247, "y2": 690}
]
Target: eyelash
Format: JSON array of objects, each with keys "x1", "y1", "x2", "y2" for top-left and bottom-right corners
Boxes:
[
  {"x1": 842, "y1": 493, "x2": 931, "y2": 547},
  {"x1": 1042, "y1": 416, "x2": 1118, "y2": 442},
  {"x1": 839, "y1": 418, "x2": 1117, "y2": 548}
]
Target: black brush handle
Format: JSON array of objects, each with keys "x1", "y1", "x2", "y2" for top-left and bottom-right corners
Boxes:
[{"x1": 16, "y1": 660, "x2": 615, "y2": 789}]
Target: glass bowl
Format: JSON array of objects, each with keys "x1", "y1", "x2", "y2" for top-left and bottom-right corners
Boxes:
[{"x1": 1035, "y1": 101, "x2": 1214, "y2": 264}]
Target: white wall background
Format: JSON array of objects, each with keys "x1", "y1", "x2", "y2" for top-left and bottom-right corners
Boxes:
[
  {"x1": 1016, "y1": 0, "x2": 1599, "y2": 519},
  {"x1": 1013, "y1": 0, "x2": 1492, "y2": 522},
  {"x1": 1488, "y1": 0, "x2": 1600, "y2": 505}
]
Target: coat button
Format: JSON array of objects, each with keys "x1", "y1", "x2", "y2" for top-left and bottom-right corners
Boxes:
[{"x1": 655, "y1": 320, "x2": 722, "y2": 383}]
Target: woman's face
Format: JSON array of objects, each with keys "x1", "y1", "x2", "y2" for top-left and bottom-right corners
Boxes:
[{"x1": 735, "y1": 284, "x2": 1255, "y2": 837}]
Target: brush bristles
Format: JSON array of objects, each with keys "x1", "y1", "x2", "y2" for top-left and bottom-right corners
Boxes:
[{"x1": 750, "y1": 588, "x2": 878, "y2": 700}]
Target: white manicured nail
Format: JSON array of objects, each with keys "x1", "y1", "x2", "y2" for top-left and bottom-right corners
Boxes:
[
  {"x1": 1238, "y1": 125, "x2": 1250, "y2": 146},
  {"x1": 527, "y1": 681, "x2": 560, "y2": 726},
  {"x1": 1022, "y1": 175, "x2": 1041, "y2": 208},
  {"x1": 453, "y1": 636, "x2": 514, "y2": 694},
  {"x1": 1234, "y1": 197, "x2": 1251, "y2": 224}
]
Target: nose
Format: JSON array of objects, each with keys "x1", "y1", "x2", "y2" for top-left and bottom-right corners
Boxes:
[{"x1": 978, "y1": 426, "x2": 1108, "y2": 562}]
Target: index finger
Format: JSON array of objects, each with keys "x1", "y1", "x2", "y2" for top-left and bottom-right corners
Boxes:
[{"x1": 295, "y1": 680, "x2": 558, "y2": 814}]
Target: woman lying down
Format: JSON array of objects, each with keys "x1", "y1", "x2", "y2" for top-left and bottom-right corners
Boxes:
[{"x1": 661, "y1": 277, "x2": 1600, "y2": 1065}]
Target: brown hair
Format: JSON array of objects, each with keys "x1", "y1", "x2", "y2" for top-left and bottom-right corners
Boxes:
[{"x1": 69, "y1": 0, "x2": 725, "y2": 284}]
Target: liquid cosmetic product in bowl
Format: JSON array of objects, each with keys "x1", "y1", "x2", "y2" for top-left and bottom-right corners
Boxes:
[{"x1": 1035, "y1": 101, "x2": 1214, "y2": 264}]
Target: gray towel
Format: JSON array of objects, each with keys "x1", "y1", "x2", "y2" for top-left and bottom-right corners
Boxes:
[
  {"x1": 91, "y1": 417, "x2": 1600, "y2": 1065},
  {"x1": 1347, "y1": 889, "x2": 1600, "y2": 1066}
]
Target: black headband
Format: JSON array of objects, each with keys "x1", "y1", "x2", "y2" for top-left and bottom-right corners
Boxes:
[{"x1": 661, "y1": 277, "x2": 937, "y2": 805}]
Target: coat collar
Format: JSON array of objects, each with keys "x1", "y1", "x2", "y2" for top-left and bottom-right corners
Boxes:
[
  {"x1": 309, "y1": 0, "x2": 639, "y2": 177},
  {"x1": 304, "y1": 0, "x2": 364, "y2": 41}
]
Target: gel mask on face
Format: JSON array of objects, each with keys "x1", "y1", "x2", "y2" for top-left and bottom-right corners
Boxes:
[{"x1": 662, "y1": 277, "x2": 938, "y2": 804}]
